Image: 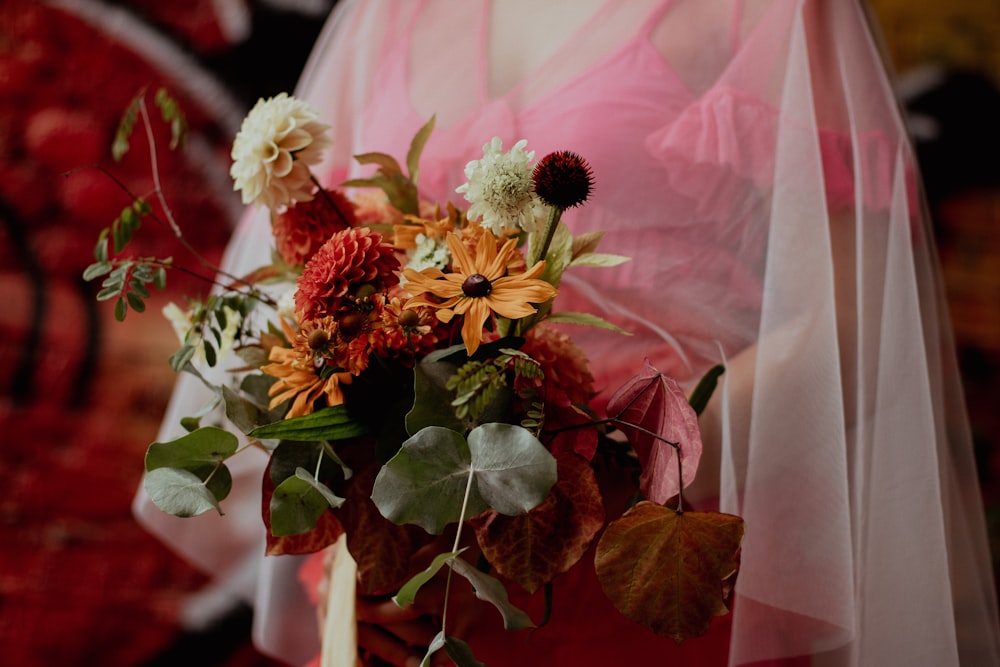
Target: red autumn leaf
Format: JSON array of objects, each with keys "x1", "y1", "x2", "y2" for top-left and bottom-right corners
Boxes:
[
  {"x1": 336, "y1": 461, "x2": 434, "y2": 595},
  {"x1": 606, "y1": 359, "x2": 702, "y2": 504},
  {"x1": 595, "y1": 501, "x2": 744, "y2": 643},
  {"x1": 470, "y1": 452, "x2": 604, "y2": 594},
  {"x1": 262, "y1": 460, "x2": 344, "y2": 556}
]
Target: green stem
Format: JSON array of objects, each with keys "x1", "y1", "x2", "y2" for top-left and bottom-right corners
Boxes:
[
  {"x1": 442, "y1": 469, "x2": 476, "y2": 636},
  {"x1": 527, "y1": 205, "x2": 563, "y2": 267}
]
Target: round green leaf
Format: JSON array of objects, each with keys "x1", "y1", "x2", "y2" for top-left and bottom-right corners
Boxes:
[
  {"x1": 143, "y1": 467, "x2": 221, "y2": 517},
  {"x1": 269, "y1": 473, "x2": 334, "y2": 536},
  {"x1": 467, "y1": 423, "x2": 556, "y2": 516},
  {"x1": 372, "y1": 426, "x2": 488, "y2": 534},
  {"x1": 145, "y1": 426, "x2": 239, "y2": 471}
]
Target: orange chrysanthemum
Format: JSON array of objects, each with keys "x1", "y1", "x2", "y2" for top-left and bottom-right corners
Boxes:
[
  {"x1": 295, "y1": 227, "x2": 400, "y2": 321},
  {"x1": 402, "y1": 232, "x2": 557, "y2": 355},
  {"x1": 272, "y1": 189, "x2": 355, "y2": 266},
  {"x1": 261, "y1": 318, "x2": 352, "y2": 418}
]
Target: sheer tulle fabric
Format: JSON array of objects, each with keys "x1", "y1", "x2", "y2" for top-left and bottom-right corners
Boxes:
[{"x1": 134, "y1": 1, "x2": 1000, "y2": 664}]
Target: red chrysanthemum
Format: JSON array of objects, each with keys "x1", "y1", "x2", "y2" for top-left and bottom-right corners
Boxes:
[
  {"x1": 295, "y1": 227, "x2": 401, "y2": 321},
  {"x1": 272, "y1": 188, "x2": 356, "y2": 266}
]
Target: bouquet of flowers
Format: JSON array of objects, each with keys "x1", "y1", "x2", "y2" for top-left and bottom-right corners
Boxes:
[{"x1": 85, "y1": 90, "x2": 745, "y2": 665}]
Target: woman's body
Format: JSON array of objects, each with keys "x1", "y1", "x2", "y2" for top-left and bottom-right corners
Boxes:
[{"x1": 136, "y1": 1, "x2": 1000, "y2": 664}]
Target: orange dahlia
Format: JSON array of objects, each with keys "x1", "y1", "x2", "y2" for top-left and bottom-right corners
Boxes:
[{"x1": 295, "y1": 227, "x2": 400, "y2": 321}]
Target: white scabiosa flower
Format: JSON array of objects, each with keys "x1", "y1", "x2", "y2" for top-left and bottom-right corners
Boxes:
[
  {"x1": 230, "y1": 93, "x2": 332, "y2": 210},
  {"x1": 456, "y1": 137, "x2": 544, "y2": 235}
]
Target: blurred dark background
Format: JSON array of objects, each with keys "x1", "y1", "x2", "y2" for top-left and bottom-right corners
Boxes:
[{"x1": 0, "y1": 1, "x2": 998, "y2": 665}]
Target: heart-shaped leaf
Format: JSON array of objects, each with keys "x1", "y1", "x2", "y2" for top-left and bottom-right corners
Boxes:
[
  {"x1": 606, "y1": 360, "x2": 702, "y2": 504},
  {"x1": 595, "y1": 501, "x2": 744, "y2": 642},
  {"x1": 472, "y1": 453, "x2": 604, "y2": 593},
  {"x1": 372, "y1": 424, "x2": 556, "y2": 534}
]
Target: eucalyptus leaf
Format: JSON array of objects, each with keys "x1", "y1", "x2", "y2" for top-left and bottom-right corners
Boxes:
[
  {"x1": 293, "y1": 467, "x2": 345, "y2": 508},
  {"x1": 392, "y1": 548, "x2": 466, "y2": 608},
  {"x1": 466, "y1": 423, "x2": 556, "y2": 516},
  {"x1": 450, "y1": 557, "x2": 535, "y2": 630},
  {"x1": 372, "y1": 423, "x2": 556, "y2": 534},
  {"x1": 143, "y1": 467, "x2": 221, "y2": 517},
  {"x1": 372, "y1": 426, "x2": 488, "y2": 534},
  {"x1": 145, "y1": 426, "x2": 239, "y2": 471},
  {"x1": 269, "y1": 472, "x2": 334, "y2": 536}
]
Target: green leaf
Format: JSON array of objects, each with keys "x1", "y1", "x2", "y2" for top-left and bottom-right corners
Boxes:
[
  {"x1": 688, "y1": 364, "x2": 725, "y2": 416},
  {"x1": 371, "y1": 423, "x2": 556, "y2": 534},
  {"x1": 392, "y1": 549, "x2": 465, "y2": 607},
  {"x1": 406, "y1": 358, "x2": 464, "y2": 436},
  {"x1": 450, "y1": 557, "x2": 535, "y2": 630},
  {"x1": 155, "y1": 87, "x2": 188, "y2": 151},
  {"x1": 143, "y1": 467, "x2": 221, "y2": 517},
  {"x1": 269, "y1": 469, "x2": 343, "y2": 536},
  {"x1": 145, "y1": 426, "x2": 240, "y2": 471},
  {"x1": 443, "y1": 636, "x2": 487, "y2": 667},
  {"x1": 466, "y1": 423, "x2": 556, "y2": 516},
  {"x1": 406, "y1": 114, "x2": 435, "y2": 185},
  {"x1": 569, "y1": 251, "x2": 631, "y2": 268},
  {"x1": 125, "y1": 291, "x2": 146, "y2": 313},
  {"x1": 543, "y1": 311, "x2": 632, "y2": 335},
  {"x1": 373, "y1": 426, "x2": 486, "y2": 534},
  {"x1": 249, "y1": 405, "x2": 368, "y2": 442},
  {"x1": 82, "y1": 262, "x2": 112, "y2": 282},
  {"x1": 112, "y1": 91, "x2": 143, "y2": 162},
  {"x1": 354, "y1": 152, "x2": 403, "y2": 173},
  {"x1": 420, "y1": 632, "x2": 447, "y2": 667}
]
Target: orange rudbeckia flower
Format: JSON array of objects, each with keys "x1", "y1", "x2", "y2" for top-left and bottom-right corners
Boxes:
[{"x1": 402, "y1": 232, "x2": 557, "y2": 355}]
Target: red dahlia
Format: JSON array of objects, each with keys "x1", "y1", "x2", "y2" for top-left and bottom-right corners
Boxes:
[
  {"x1": 272, "y1": 188, "x2": 356, "y2": 266},
  {"x1": 295, "y1": 227, "x2": 400, "y2": 321}
]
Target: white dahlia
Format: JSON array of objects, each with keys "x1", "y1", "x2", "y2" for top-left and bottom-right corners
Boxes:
[
  {"x1": 456, "y1": 137, "x2": 544, "y2": 235},
  {"x1": 230, "y1": 93, "x2": 332, "y2": 210}
]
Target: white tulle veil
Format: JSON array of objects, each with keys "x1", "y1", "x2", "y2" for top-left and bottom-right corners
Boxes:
[{"x1": 134, "y1": 1, "x2": 1000, "y2": 665}]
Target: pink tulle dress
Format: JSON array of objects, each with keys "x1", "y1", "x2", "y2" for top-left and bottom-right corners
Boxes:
[{"x1": 137, "y1": 1, "x2": 1000, "y2": 665}]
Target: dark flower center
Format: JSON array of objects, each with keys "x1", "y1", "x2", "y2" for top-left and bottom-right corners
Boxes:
[
  {"x1": 397, "y1": 308, "x2": 421, "y2": 328},
  {"x1": 462, "y1": 273, "x2": 493, "y2": 297},
  {"x1": 307, "y1": 328, "x2": 331, "y2": 350}
]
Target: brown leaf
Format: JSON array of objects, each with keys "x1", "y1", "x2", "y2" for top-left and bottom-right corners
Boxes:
[
  {"x1": 261, "y1": 460, "x2": 344, "y2": 556},
  {"x1": 337, "y1": 461, "x2": 433, "y2": 595},
  {"x1": 471, "y1": 453, "x2": 605, "y2": 593},
  {"x1": 606, "y1": 360, "x2": 702, "y2": 504},
  {"x1": 594, "y1": 501, "x2": 744, "y2": 643}
]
